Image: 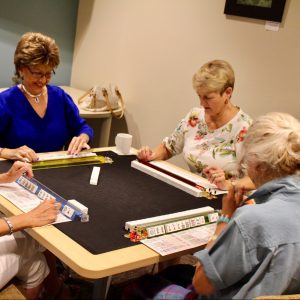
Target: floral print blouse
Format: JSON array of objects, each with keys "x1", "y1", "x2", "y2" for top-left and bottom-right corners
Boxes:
[{"x1": 163, "y1": 107, "x2": 252, "y2": 179}]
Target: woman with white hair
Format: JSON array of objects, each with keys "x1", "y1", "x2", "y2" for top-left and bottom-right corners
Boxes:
[{"x1": 121, "y1": 112, "x2": 300, "y2": 299}]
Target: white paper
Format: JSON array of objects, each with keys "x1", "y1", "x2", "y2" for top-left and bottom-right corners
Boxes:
[
  {"x1": 265, "y1": 21, "x2": 280, "y2": 32},
  {"x1": 141, "y1": 223, "x2": 216, "y2": 256},
  {"x1": 0, "y1": 182, "x2": 71, "y2": 223}
]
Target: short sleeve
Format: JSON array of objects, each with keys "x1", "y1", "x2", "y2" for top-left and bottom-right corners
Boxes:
[
  {"x1": 194, "y1": 221, "x2": 253, "y2": 290},
  {"x1": 162, "y1": 109, "x2": 199, "y2": 156},
  {"x1": 234, "y1": 112, "x2": 252, "y2": 176}
]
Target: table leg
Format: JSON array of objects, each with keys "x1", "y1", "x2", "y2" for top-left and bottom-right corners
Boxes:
[
  {"x1": 99, "y1": 117, "x2": 112, "y2": 147},
  {"x1": 86, "y1": 117, "x2": 112, "y2": 148},
  {"x1": 92, "y1": 276, "x2": 112, "y2": 300}
]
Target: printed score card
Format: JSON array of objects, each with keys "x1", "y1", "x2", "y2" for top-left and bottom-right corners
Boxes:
[
  {"x1": 0, "y1": 182, "x2": 70, "y2": 224},
  {"x1": 141, "y1": 223, "x2": 216, "y2": 256}
]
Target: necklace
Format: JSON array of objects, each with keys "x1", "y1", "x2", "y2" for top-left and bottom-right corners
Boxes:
[{"x1": 21, "y1": 84, "x2": 45, "y2": 103}]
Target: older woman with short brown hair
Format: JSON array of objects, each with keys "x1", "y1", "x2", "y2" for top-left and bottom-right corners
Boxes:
[
  {"x1": 137, "y1": 59, "x2": 254, "y2": 191},
  {"x1": 0, "y1": 32, "x2": 93, "y2": 162}
]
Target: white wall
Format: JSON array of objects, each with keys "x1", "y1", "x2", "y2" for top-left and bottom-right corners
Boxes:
[{"x1": 71, "y1": 0, "x2": 299, "y2": 168}]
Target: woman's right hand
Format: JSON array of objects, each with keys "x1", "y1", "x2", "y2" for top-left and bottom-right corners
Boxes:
[
  {"x1": 1, "y1": 161, "x2": 34, "y2": 183},
  {"x1": 137, "y1": 146, "x2": 155, "y2": 161},
  {"x1": 137, "y1": 144, "x2": 171, "y2": 161},
  {"x1": 26, "y1": 199, "x2": 61, "y2": 227},
  {"x1": 1, "y1": 146, "x2": 38, "y2": 162},
  {"x1": 203, "y1": 166, "x2": 230, "y2": 190}
]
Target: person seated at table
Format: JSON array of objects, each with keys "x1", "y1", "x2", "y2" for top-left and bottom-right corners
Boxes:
[
  {"x1": 0, "y1": 32, "x2": 94, "y2": 162},
  {"x1": 122, "y1": 112, "x2": 300, "y2": 299},
  {"x1": 0, "y1": 161, "x2": 67, "y2": 300},
  {"x1": 137, "y1": 59, "x2": 254, "y2": 190}
]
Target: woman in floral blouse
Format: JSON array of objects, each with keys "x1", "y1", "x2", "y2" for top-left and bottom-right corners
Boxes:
[{"x1": 137, "y1": 59, "x2": 254, "y2": 190}]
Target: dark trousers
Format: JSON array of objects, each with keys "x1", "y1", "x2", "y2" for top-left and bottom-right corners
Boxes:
[{"x1": 121, "y1": 264, "x2": 197, "y2": 300}]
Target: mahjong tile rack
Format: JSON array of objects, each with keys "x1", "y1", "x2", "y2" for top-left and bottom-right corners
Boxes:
[{"x1": 16, "y1": 175, "x2": 89, "y2": 222}]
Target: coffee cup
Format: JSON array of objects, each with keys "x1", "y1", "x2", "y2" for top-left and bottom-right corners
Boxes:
[{"x1": 115, "y1": 133, "x2": 133, "y2": 155}]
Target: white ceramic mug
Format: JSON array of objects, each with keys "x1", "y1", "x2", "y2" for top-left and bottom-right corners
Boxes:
[{"x1": 115, "y1": 133, "x2": 133, "y2": 154}]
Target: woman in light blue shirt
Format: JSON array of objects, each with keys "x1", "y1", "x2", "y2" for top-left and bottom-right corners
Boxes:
[{"x1": 121, "y1": 112, "x2": 300, "y2": 300}]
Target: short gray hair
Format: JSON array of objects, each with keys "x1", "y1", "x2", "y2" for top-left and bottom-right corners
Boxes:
[{"x1": 242, "y1": 112, "x2": 300, "y2": 175}]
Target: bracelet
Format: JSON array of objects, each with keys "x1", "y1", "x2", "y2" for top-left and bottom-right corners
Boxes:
[
  {"x1": 217, "y1": 214, "x2": 231, "y2": 224},
  {"x1": 2, "y1": 217, "x2": 14, "y2": 235}
]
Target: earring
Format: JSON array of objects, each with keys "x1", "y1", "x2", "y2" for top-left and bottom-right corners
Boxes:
[{"x1": 225, "y1": 99, "x2": 229, "y2": 104}]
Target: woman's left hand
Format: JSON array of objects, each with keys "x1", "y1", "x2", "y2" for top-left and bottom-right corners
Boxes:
[
  {"x1": 203, "y1": 166, "x2": 230, "y2": 190},
  {"x1": 67, "y1": 134, "x2": 90, "y2": 155}
]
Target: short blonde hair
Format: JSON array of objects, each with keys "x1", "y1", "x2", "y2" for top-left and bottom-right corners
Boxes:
[
  {"x1": 242, "y1": 112, "x2": 300, "y2": 175},
  {"x1": 192, "y1": 59, "x2": 235, "y2": 94},
  {"x1": 14, "y1": 32, "x2": 60, "y2": 79}
]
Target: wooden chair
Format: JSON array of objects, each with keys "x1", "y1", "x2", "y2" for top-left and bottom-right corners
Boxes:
[
  {"x1": 0, "y1": 282, "x2": 26, "y2": 300},
  {"x1": 254, "y1": 294, "x2": 300, "y2": 299}
]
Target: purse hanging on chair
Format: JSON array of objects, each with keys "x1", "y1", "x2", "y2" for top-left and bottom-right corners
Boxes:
[{"x1": 77, "y1": 85, "x2": 125, "y2": 119}]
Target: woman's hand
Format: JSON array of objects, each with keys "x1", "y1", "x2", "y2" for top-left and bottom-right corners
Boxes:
[
  {"x1": 137, "y1": 146, "x2": 155, "y2": 161},
  {"x1": 222, "y1": 185, "x2": 245, "y2": 217},
  {"x1": 192, "y1": 262, "x2": 215, "y2": 295},
  {"x1": 0, "y1": 161, "x2": 33, "y2": 183},
  {"x1": 203, "y1": 166, "x2": 230, "y2": 190},
  {"x1": 3, "y1": 199, "x2": 61, "y2": 234},
  {"x1": 1, "y1": 146, "x2": 38, "y2": 162},
  {"x1": 67, "y1": 134, "x2": 90, "y2": 155},
  {"x1": 137, "y1": 143, "x2": 171, "y2": 162},
  {"x1": 26, "y1": 199, "x2": 61, "y2": 227}
]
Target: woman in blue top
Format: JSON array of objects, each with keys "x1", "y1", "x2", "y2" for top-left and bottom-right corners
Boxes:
[{"x1": 0, "y1": 32, "x2": 93, "y2": 162}]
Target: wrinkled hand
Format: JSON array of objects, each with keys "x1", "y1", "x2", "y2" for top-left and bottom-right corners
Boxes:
[
  {"x1": 2, "y1": 146, "x2": 38, "y2": 162},
  {"x1": 26, "y1": 199, "x2": 61, "y2": 227},
  {"x1": 67, "y1": 134, "x2": 90, "y2": 155},
  {"x1": 137, "y1": 146, "x2": 155, "y2": 161},
  {"x1": 203, "y1": 166, "x2": 229, "y2": 190},
  {"x1": 222, "y1": 185, "x2": 246, "y2": 217},
  {"x1": 3, "y1": 161, "x2": 33, "y2": 183}
]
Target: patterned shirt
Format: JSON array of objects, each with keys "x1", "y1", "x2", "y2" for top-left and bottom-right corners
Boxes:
[{"x1": 163, "y1": 107, "x2": 252, "y2": 178}]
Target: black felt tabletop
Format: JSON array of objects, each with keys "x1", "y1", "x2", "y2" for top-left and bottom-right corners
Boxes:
[{"x1": 0, "y1": 151, "x2": 222, "y2": 254}]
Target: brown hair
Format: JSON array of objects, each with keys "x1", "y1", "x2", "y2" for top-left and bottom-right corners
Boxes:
[{"x1": 14, "y1": 32, "x2": 60, "y2": 80}]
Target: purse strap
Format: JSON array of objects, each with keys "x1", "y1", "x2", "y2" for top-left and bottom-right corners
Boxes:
[
  {"x1": 114, "y1": 87, "x2": 125, "y2": 119},
  {"x1": 102, "y1": 87, "x2": 125, "y2": 119},
  {"x1": 78, "y1": 86, "x2": 125, "y2": 118},
  {"x1": 77, "y1": 88, "x2": 97, "y2": 109}
]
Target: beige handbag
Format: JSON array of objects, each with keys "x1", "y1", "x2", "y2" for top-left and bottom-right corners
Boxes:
[{"x1": 78, "y1": 85, "x2": 124, "y2": 119}]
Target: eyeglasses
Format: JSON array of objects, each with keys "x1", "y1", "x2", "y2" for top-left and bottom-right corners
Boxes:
[{"x1": 27, "y1": 67, "x2": 55, "y2": 79}]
